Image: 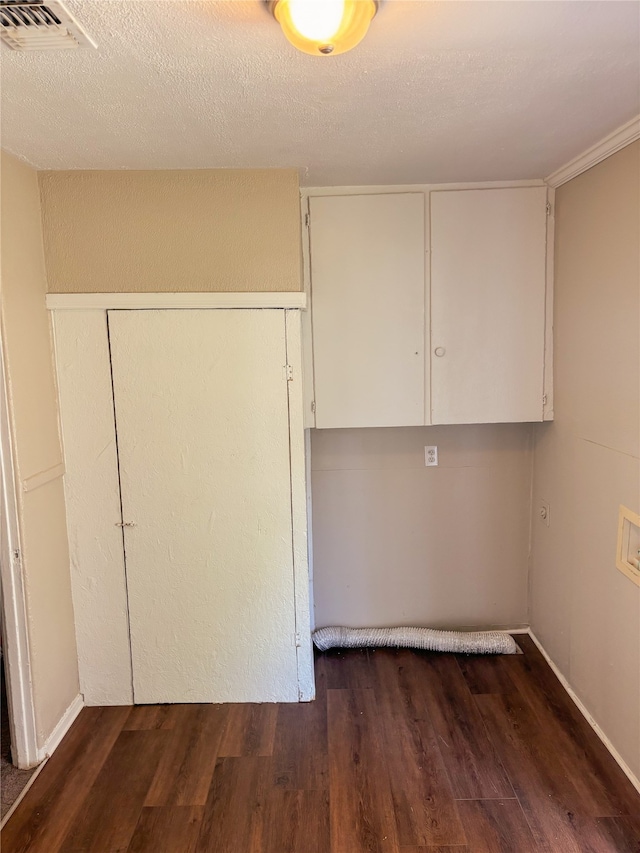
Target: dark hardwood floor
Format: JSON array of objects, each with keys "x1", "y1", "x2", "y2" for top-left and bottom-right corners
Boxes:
[{"x1": 2, "y1": 636, "x2": 639, "y2": 852}]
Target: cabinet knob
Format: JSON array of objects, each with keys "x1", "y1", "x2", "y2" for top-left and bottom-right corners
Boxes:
[{"x1": 434, "y1": 346, "x2": 446, "y2": 357}]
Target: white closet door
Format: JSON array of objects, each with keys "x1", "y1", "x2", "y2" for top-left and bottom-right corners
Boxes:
[
  {"x1": 310, "y1": 193, "x2": 426, "y2": 428},
  {"x1": 108, "y1": 309, "x2": 299, "y2": 704},
  {"x1": 430, "y1": 187, "x2": 548, "y2": 424}
]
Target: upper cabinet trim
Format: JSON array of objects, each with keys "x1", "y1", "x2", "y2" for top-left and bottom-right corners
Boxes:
[
  {"x1": 301, "y1": 180, "x2": 546, "y2": 198},
  {"x1": 545, "y1": 115, "x2": 640, "y2": 188},
  {"x1": 46, "y1": 292, "x2": 307, "y2": 310}
]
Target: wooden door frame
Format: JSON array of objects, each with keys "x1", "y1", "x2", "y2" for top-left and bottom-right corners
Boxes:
[
  {"x1": 284, "y1": 310, "x2": 314, "y2": 700},
  {"x1": 0, "y1": 331, "x2": 39, "y2": 769}
]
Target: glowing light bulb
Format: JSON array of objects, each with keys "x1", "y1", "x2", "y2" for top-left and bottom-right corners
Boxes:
[
  {"x1": 269, "y1": 0, "x2": 378, "y2": 56},
  {"x1": 288, "y1": 0, "x2": 345, "y2": 42}
]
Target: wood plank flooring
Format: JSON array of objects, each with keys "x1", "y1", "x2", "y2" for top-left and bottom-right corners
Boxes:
[
  {"x1": 2, "y1": 636, "x2": 639, "y2": 852},
  {"x1": 1, "y1": 668, "x2": 36, "y2": 820}
]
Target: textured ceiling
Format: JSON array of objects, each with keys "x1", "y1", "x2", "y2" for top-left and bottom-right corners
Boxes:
[{"x1": 1, "y1": 1, "x2": 639, "y2": 184}]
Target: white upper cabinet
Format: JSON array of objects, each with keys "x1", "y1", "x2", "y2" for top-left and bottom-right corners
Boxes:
[
  {"x1": 309, "y1": 193, "x2": 426, "y2": 429},
  {"x1": 305, "y1": 184, "x2": 551, "y2": 428},
  {"x1": 430, "y1": 187, "x2": 548, "y2": 424}
]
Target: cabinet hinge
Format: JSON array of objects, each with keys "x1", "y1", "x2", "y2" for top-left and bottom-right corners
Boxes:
[
  {"x1": 311, "y1": 400, "x2": 316, "y2": 414},
  {"x1": 542, "y1": 393, "x2": 548, "y2": 406},
  {"x1": 304, "y1": 212, "x2": 310, "y2": 228},
  {"x1": 546, "y1": 201, "x2": 552, "y2": 216},
  {"x1": 12, "y1": 548, "x2": 20, "y2": 562},
  {"x1": 283, "y1": 364, "x2": 293, "y2": 381}
]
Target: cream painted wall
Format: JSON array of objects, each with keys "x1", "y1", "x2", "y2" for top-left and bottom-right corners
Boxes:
[
  {"x1": 1, "y1": 151, "x2": 80, "y2": 747},
  {"x1": 530, "y1": 141, "x2": 640, "y2": 780},
  {"x1": 38, "y1": 169, "x2": 302, "y2": 293},
  {"x1": 312, "y1": 423, "x2": 533, "y2": 630}
]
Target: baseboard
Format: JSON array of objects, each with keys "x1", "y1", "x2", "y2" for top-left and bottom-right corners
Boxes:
[
  {"x1": 527, "y1": 630, "x2": 640, "y2": 796},
  {"x1": 37, "y1": 693, "x2": 84, "y2": 763}
]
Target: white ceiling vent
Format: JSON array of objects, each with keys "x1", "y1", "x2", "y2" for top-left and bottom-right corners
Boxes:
[{"x1": 0, "y1": 1, "x2": 96, "y2": 51}]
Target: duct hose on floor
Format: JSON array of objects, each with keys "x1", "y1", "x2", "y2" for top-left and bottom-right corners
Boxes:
[{"x1": 312, "y1": 625, "x2": 518, "y2": 655}]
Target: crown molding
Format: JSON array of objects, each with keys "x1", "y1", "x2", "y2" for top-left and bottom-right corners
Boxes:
[
  {"x1": 545, "y1": 115, "x2": 640, "y2": 188},
  {"x1": 46, "y1": 292, "x2": 307, "y2": 310}
]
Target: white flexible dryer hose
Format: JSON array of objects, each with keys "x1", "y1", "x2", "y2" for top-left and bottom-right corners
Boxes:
[{"x1": 312, "y1": 625, "x2": 518, "y2": 655}]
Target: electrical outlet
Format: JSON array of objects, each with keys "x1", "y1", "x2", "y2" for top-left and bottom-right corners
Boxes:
[
  {"x1": 425, "y1": 446, "x2": 438, "y2": 467},
  {"x1": 540, "y1": 501, "x2": 550, "y2": 527}
]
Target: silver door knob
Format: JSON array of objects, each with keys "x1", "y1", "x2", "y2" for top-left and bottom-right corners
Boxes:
[{"x1": 434, "y1": 347, "x2": 446, "y2": 357}]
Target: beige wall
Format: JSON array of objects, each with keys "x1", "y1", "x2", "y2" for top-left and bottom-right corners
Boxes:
[
  {"x1": 38, "y1": 169, "x2": 302, "y2": 293},
  {"x1": 531, "y1": 142, "x2": 640, "y2": 780},
  {"x1": 312, "y1": 423, "x2": 533, "y2": 630},
  {"x1": 1, "y1": 151, "x2": 79, "y2": 748}
]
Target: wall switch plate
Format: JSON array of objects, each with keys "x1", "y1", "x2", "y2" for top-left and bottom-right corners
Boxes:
[
  {"x1": 540, "y1": 501, "x2": 550, "y2": 527},
  {"x1": 425, "y1": 446, "x2": 438, "y2": 467}
]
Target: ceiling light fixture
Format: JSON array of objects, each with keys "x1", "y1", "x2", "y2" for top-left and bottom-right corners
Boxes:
[{"x1": 267, "y1": 0, "x2": 379, "y2": 56}]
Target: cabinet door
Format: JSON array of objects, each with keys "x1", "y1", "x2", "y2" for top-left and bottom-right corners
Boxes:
[
  {"x1": 430, "y1": 187, "x2": 548, "y2": 424},
  {"x1": 309, "y1": 193, "x2": 426, "y2": 428},
  {"x1": 108, "y1": 309, "x2": 299, "y2": 704}
]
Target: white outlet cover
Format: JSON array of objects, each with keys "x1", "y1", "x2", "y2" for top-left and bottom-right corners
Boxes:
[
  {"x1": 425, "y1": 446, "x2": 438, "y2": 467},
  {"x1": 540, "y1": 501, "x2": 550, "y2": 527}
]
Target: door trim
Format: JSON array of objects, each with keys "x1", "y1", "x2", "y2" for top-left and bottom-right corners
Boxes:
[
  {"x1": 0, "y1": 335, "x2": 39, "y2": 769},
  {"x1": 46, "y1": 292, "x2": 307, "y2": 311},
  {"x1": 284, "y1": 311, "x2": 315, "y2": 701}
]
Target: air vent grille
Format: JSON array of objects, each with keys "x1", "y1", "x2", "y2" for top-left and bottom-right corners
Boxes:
[{"x1": 0, "y1": 0, "x2": 96, "y2": 50}]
